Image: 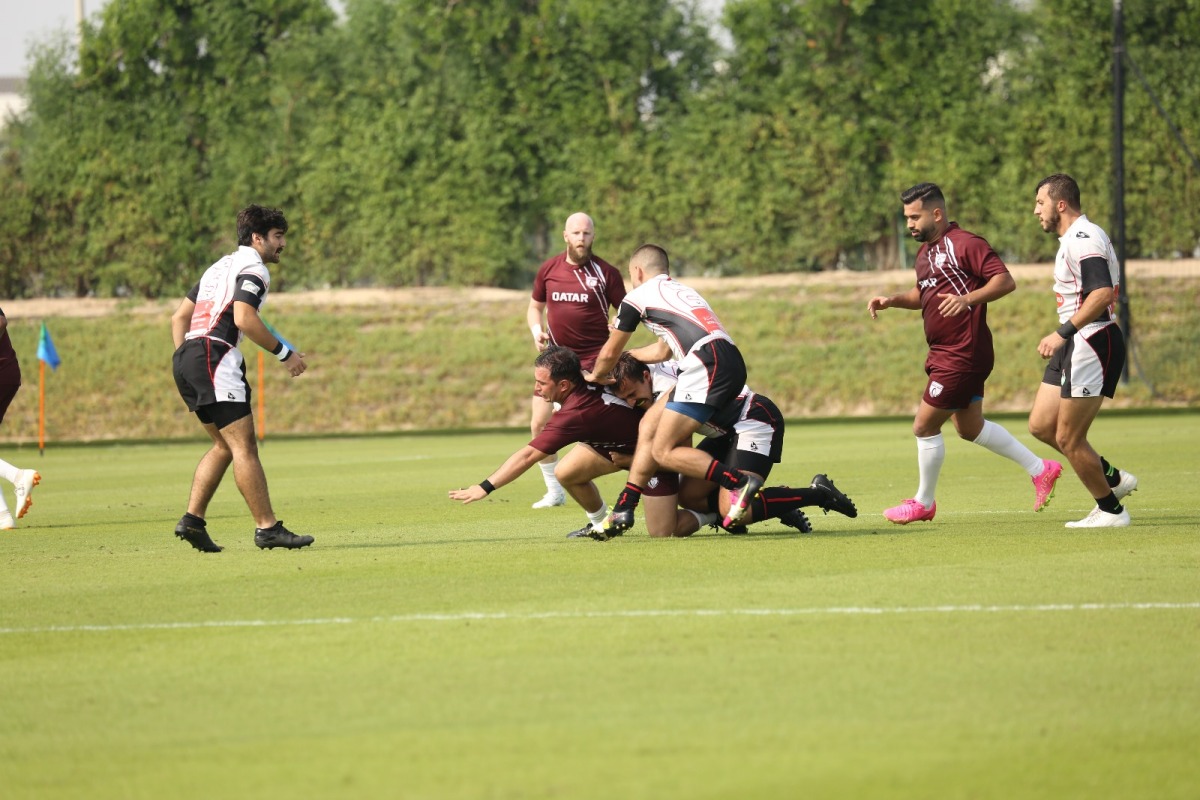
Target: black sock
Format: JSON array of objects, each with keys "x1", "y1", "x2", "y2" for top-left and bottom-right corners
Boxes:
[
  {"x1": 1100, "y1": 457, "x2": 1121, "y2": 489},
  {"x1": 1097, "y1": 492, "x2": 1123, "y2": 514},
  {"x1": 614, "y1": 483, "x2": 643, "y2": 512},
  {"x1": 181, "y1": 512, "x2": 205, "y2": 528},
  {"x1": 752, "y1": 486, "x2": 821, "y2": 520},
  {"x1": 705, "y1": 460, "x2": 744, "y2": 491}
]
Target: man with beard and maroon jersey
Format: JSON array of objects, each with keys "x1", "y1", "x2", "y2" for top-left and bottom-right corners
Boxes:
[
  {"x1": 867, "y1": 182, "x2": 1062, "y2": 525},
  {"x1": 524, "y1": 212, "x2": 626, "y2": 510}
]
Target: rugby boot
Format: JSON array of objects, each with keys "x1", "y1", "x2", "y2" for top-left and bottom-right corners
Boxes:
[
  {"x1": 811, "y1": 474, "x2": 857, "y2": 518},
  {"x1": 722, "y1": 472, "x2": 764, "y2": 528},
  {"x1": 175, "y1": 515, "x2": 223, "y2": 553},
  {"x1": 254, "y1": 521, "x2": 314, "y2": 549},
  {"x1": 15, "y1": 469, "x2": 40, "y2": 519},
  {"x1": 1031, "y1": 459, "x2": 1063, "y2": 512},
  {"x1": 778, "y1": 508, "x2": 812, "y2": 533},
  {"x1": 883, "y1": 499, "x2": 936, "y2": 525}
]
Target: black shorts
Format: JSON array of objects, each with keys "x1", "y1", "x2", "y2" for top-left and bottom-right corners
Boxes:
[
  {"x1": 195, "y1": 401, "x2": 253, "y2": 429},
  {"x1": 697, "y1": 393, "x2": 784, "y2": 481}
]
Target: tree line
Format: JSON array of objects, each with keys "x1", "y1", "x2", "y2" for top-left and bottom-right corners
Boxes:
[{"x1": 0, "y1": 0, "x2": 1196, "y2": 298}]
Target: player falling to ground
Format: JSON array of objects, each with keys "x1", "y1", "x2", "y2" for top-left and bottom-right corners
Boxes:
[
  {"x1": 591, "y1": 353, "x2": 857, "y2": 541},
  {"x1": 868, "y1": 182, "x2": 1063, "y2": 525},
  {"x1": 583, "y1": 244, "x2": 765, "y2": 534},
  {"x1": 1028, "y1": 173, "x2": 1138, "y2": 528},
  {"x1": 525, "y1": 212, "x2": 626, "y2": 509},
  {"x1": 449, "y1": 346, "x2": 700, "y2": 538},
  {"x1": 0, "y1": 306, "x2": 40, "y2": 531},
  {"x1": 170, "y1": 204, "x2": 313, "y2": 552}
]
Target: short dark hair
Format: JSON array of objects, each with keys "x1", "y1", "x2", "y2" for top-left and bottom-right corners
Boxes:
[
  {"x1": 900, "y1": 183, "x2": 945, "y2": 207},
  {"x1": 236, "y1": 205, "x2": 288, "y2": 247},
  {"x1": 534, "y1": 346, "x2": 582, "y2": 385},
  {"x1": 1036, "y1": 174, "x2": 1081, "y2": 210},
  {"x1": 611, "y1": 352, "x2": 650, "y2": 389},
  {"x1": 631, "y1": 244, "x2": 670, "y2": 274}
]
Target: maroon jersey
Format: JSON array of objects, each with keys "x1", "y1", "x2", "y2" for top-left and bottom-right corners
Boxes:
[
  {"x1": 0, "y1": 308, "x2": 20, "y2": 385},
  {"x1": 531, "y1": 253, "x2": 625, "y2": 368},
  {"x1": 529, "y1": 382, "x2": 640, "y2": 458},
  {"x1": 914, "y1": 222, "x2": 1009, "y2": 373}
]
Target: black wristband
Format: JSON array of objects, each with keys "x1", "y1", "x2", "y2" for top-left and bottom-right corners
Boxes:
[
  {"x1": 271, "y1": 340, "x2": 284, "y2": 356},
  {"x1": 479, "y1": 479, "x2": 496, "y2": 494},
  {"x1": 1056, "y1": 320, "x2": 1078, "y2": 340}
]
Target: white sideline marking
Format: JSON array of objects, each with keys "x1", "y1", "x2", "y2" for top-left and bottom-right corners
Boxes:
[{"x1": 2, "y1": 602, "x2": 1198, "y2": 636}]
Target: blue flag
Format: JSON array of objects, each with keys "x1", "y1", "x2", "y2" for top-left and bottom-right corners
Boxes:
[{"x1": 37, "y1": 323, "x2": 61, "y2": 370}]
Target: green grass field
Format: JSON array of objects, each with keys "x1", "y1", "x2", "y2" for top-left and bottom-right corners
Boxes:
[{"x1": 2, "y1": 413, "x2": 1198, "y2": 799}]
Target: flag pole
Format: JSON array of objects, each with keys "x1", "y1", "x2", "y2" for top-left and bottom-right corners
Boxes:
[
  {"x1": 257, "y1": 350, "x2": 265, "y2": 446},
  {"x1": 38, "y1": 360, "x2": 45, "y2": 455}
]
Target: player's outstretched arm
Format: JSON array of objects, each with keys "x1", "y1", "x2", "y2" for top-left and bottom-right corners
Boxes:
[{"x1": 449, "y1": 445, "x2": 549, "y2": 504}]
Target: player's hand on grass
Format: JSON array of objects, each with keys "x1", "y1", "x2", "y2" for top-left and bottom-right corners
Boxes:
[{"x1": 449, "y1": 485, "x2": 487, "y2": 504}]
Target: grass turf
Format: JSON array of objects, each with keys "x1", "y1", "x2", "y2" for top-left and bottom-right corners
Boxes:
[{"x1": 1, "y1": 413, "x2": 1197, "y2": 799}]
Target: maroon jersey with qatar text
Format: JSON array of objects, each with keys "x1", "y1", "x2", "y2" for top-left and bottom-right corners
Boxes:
[
  {"x1": 529, "y1": 382, "x2": 640, "y2": 458},
  {"x1": 531, "y1": 253, "x2": 625, "y2": 369},
  {"x1": 914, "y1": 222, "x2": 1010, "y2": 373}
]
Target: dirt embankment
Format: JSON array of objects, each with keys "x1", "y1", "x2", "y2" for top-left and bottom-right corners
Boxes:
[{"x1": 6, "y1": 260, "x2": 1195, "y2": 320}]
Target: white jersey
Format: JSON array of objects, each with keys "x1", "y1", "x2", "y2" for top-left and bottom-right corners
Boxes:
[
  {"x1": 614, "y1": 274, "x2": 734, "y2": 361},
  {"x1": 185, "y1": 246, "x2": 272, "y2": 346},
  {"x1": 1054, "y1": 215, "x2": 1119, "y2": 332}
]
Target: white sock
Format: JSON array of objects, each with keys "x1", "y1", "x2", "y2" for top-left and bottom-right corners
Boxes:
[
  {"x1": 687, "y1": 510, "x2": 719, "y2": 528},
  {"x1": 973, "y1": 420, "x2": 1043, "y2": 476},
  {"x1": 914, "y1": 434, "x2": 944, "y2": 508},
  {"x1": 539, "y1": 460, "x2": 562, "y2": 495},
  {"x1": 587, "y1": 504, "x2": 609, "y2": 528},
  {"x1": 0, "y1": 458, "x2": 19, "y2": 485},
  {"x1": 0, "y1": 492, "x2": 9, "y2": 517}
]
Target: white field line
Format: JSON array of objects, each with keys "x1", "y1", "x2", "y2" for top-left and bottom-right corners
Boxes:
[{"x1": 2, "y1": 602, "x2": 1198, "y2": 636}]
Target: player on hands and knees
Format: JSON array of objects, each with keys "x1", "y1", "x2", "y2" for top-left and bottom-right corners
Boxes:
[
  {"x1": 583, "y1": 245, "x2": 765, "y2": 535},
  {"x1": 599, "y1": 353, "x2": 857, "y2": 540}
]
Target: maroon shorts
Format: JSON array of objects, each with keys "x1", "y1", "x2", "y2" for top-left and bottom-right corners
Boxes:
[
  {"x1": 922, "y1": 367, "x2": 987, "y2": 411},
  {"x1": 643, "y1": 470, "x2": 680, "y2": 497},
  {"x1": 0, "y1": 383, "x2": 18, "y2": 425}
]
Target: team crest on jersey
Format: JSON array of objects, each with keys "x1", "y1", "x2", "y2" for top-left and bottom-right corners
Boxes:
[
  {"x1": 934, "y1": 253, "x2": 947, "y2": 268},
  {"x1": 585, "y1": 275, "x2": 599, "y2": 289},
  {"x1": 1075, "y1": 231, "x2": 1090, "y2": 239},
  {"x1": 929, "y1": 381, "x2": 944, "y2": 398}
]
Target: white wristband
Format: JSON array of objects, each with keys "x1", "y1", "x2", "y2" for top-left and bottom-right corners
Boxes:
[{"x1": 276, "y1": 345, "x2": 292, "y2": 362}]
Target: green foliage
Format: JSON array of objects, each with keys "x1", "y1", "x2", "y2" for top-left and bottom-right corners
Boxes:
[{"x1": 0, "y1": 0, "x2": 1198, "y2": 295}]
